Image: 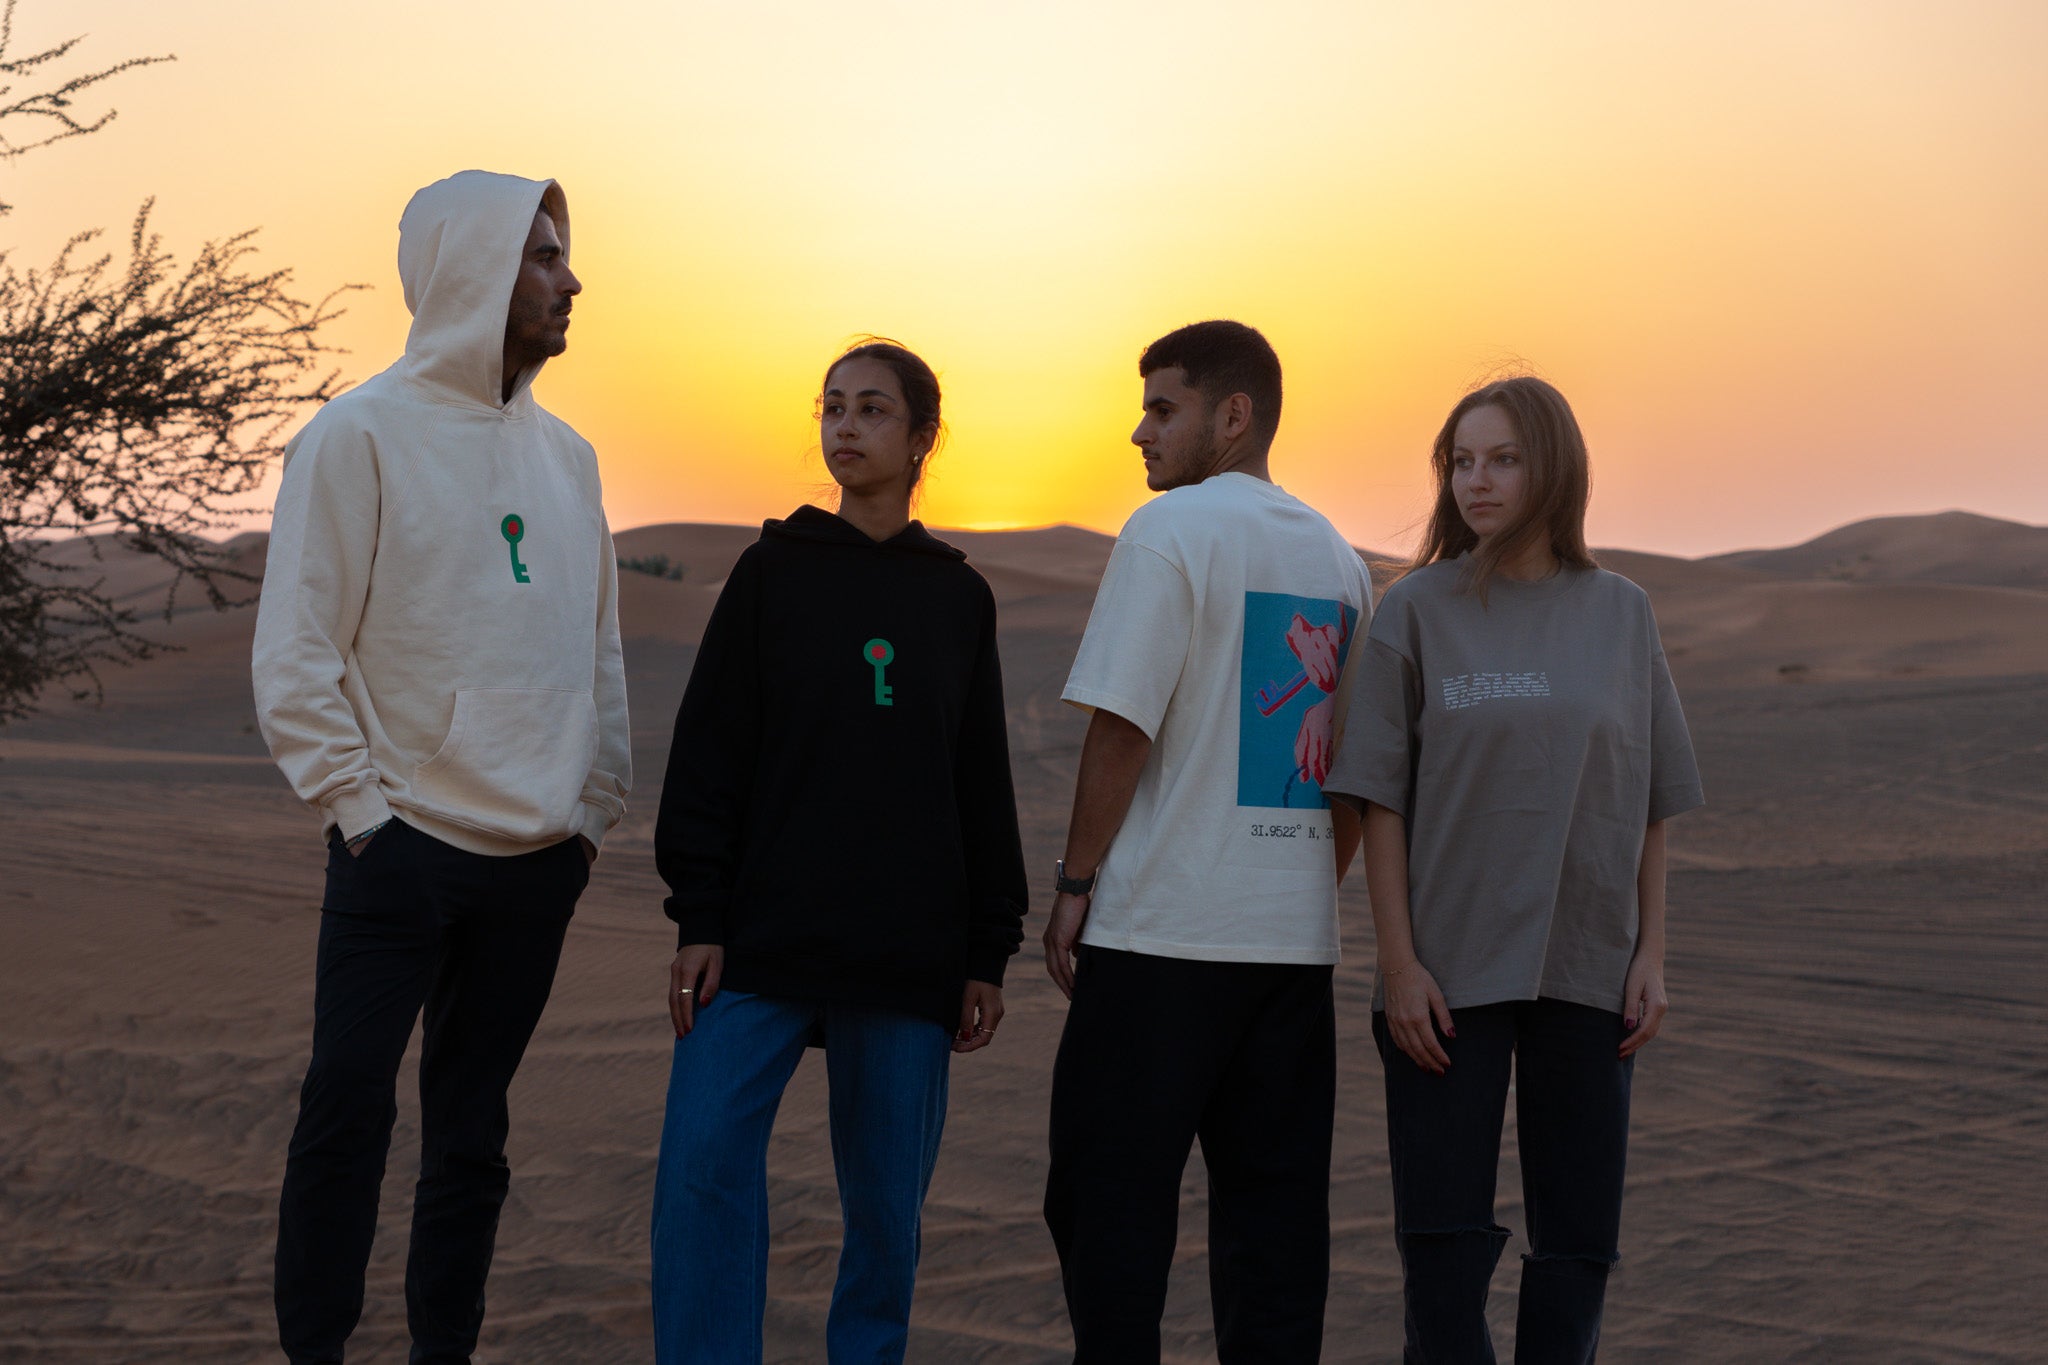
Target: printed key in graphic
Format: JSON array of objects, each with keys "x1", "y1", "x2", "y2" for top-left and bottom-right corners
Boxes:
[
  {"x1": 500, "y1": 513, "x2": 531, "y2": 584},
  {"x1": 1255, "y1": 671, "x2": 1310, "y2": 716},
  {"x1": 863, "y1": 638, "x2": 895, "y2": 706},
  {"x1": 1255, "y1": 609, "x2": 1353, "y2": 714}
]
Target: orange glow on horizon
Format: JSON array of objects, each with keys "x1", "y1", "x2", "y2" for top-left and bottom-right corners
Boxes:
[{"x1": 12, "y1": 1, "x2": 2048, "y2": 557}]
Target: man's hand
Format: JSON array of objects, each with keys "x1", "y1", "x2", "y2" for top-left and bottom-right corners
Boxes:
[
  {"x1": 669, "y1": 944, "x2": 724, "y2": 1038},
  {"x1": 579, "y1": 835, "x2": 597, "y2": 865},
  {"x1": 954, "y1": 981, "x2": 1005, "y2": 1054},
  {"x1": 1047, "y1": 708, "x2": 1151, "y2": 1003},
  {"x1": 1285, "y1": 613, "x2": 1343, "y2": 693},
  {"x1": 1042, "y1": 891, "x2": 1091, "y2": 1000}
]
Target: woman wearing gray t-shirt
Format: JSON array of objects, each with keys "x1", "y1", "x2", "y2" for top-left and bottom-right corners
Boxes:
[{"x1": 1324, "y1": 376, "x2": 1704, "y2": 1364}]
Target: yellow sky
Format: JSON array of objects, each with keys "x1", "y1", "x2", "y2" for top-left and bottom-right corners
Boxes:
[{"x1": 12, "y1": 0, "x2": 2047, "y2": 556}]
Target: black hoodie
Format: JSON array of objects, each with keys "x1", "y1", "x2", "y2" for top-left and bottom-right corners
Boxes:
[{"x1": 654, "y1": 506, "x2": 1029, "y2": 1029}]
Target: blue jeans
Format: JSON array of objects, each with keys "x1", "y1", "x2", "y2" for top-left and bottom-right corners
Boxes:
[{"x1": 651, "y1": 990, "x2": 952, "y2": 1365}]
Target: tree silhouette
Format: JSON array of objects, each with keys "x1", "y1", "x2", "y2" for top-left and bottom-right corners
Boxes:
[{"x1": 0, "y1": 0, "x2": 355, "y2": 723}]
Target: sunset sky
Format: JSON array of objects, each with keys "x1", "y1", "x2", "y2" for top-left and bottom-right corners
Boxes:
[{"x1": 14, "y1": 0, "x2": 2047, "y2": 557}]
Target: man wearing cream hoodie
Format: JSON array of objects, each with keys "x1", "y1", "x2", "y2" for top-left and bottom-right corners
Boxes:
[{"x1": 253, "y1": 170, "x2": 630, "y2": 1364}]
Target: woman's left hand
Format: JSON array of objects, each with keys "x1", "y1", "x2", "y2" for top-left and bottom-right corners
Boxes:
[
  {"x1": 1618, "y1": 951, "x2": 1668, "y2": 1059},
  {"x1": 954, "y1": 981, "x2": 1004, "y2": 1054}
]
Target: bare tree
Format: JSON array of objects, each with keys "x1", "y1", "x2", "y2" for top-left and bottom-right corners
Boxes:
[{"x1": 0, "y1": 0, "x2": 354, "y2": 722}]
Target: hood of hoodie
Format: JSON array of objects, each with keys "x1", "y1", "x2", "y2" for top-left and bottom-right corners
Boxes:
[
  {"x1": 396, "y1": 170, "x2": 569, "y2": 411},
  {"x1": 763, "y1": 505, "x2": 966, "y2": 560}
]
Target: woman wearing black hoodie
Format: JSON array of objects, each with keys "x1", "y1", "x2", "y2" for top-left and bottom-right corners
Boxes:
[{"x1": 649, "y1": 340, "x2": 1028, "y2": 1364}]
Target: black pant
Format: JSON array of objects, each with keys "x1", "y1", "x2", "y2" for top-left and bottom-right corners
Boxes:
[
  {"x1": 274, "y1": 818, "x2": 585, "y2": 1365},
  {"x1": 1045, "y1": 946, "x2": 1334, "y2": 1365},
  {"x1": 1374, "y1": 997, "x2": 1633, "y2": 1365}
]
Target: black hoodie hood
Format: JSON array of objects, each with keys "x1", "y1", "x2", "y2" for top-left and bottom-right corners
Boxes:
[{"x1": 762, "y1": 505, "x2": 966, "y2": 561}]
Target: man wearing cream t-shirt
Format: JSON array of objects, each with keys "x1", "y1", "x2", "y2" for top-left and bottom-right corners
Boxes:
[
  {"x1": 252, "y1": 171, "x2": 629, "y2": 1365},
  {"x1": 1041, "y1": 320, "x2": 1373, "y2": 1364}
]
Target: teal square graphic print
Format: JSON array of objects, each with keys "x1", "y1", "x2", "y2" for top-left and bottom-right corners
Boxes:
[{"x1": 1238, "y1": 591, "x2": 1356, "y2": 809}]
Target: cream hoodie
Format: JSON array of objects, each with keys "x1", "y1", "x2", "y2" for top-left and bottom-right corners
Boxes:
[{"x1": 252, "y1": 170, "x2": 630, "y2": 857}]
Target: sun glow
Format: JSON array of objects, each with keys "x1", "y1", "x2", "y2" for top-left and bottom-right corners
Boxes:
[{"x1": 13, "y1": 0, "x2": 2047, "y2": 555}]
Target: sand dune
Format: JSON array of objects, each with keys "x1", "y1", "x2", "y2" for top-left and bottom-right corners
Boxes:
[
  {"x1": 4, "y1": 510, "x2": 2044, "y2": 1362},
  {"x1": 1601, "y1": 518, "x2": 2048, "y2": 685},
  {"x1": 1709, "y1": 510, "x2": 2048, "y2": 590},
  {"x1": 1648, "y1": 577, "x2": 2048, "y2": 687},
  {"x1": 31, "y1": 530, "x2": 269, "y2": 614}
]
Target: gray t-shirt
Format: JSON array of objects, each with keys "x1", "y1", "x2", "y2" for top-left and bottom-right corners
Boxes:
[{"x1": 1324, "y1": 558, "x2": 1704, "y2": 1013}]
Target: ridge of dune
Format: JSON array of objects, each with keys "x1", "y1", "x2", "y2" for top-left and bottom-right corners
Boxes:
[
  {"x1": 43, "y1": 506, "x2": 2045, "y2": 610},
  {"x1": 13, "y1": 512, "x2": 2047, "y2": 743},
  {"x1": 28, "y1": 531, "x2": 268, "y2": 612},
  {"x1": 1708, "y1": 509, "x2": 2048, "y2": 590},
  {"x1": 1649, "y1": 577, "x2": 2048, "y2": 688}
]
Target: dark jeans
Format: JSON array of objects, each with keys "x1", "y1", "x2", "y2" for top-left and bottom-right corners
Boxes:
[
  {"x1": 1045, "y1": 946, "x2": 1335, "y2": 1365},
  {"x1": 274, "y1": 818, "x2": 586, "y2": 1365},
  {"x1": 1374, "y1": 997, "x2": 1634, "y2": 1365}
]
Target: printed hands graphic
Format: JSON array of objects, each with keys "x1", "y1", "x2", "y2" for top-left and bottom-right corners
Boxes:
[
  {"x1": 1285, "y1": 613, "x2": 1343, "y2": 692},
  {"x1": 1295, "y1": 695, "x2": 1335, "y2": 785},
  {"x1": 1285, "y1": 612, "x2": 1343, "y2": 785}
]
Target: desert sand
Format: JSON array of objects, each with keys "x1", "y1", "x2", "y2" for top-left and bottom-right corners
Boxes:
[{"x1": 3, "y1": 510, "x2": 2044, "y2": 1362}]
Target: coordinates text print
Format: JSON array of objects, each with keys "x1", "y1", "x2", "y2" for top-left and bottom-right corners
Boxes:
[{"x1": 1250, "y1": 821, "x2": 1324, "y2": 840}]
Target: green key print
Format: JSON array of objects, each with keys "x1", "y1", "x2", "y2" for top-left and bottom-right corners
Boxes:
[
  {"x1": 863, "y1": 638, "x2": 895, "y2": 706},
  {"x1": 500, "y1": 513, "x2": 531, "y2": 584}
]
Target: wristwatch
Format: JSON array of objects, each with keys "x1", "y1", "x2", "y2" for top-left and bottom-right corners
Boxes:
[{"x1": 1054, "y1": 859, "x2": 1097, "y2": 897}]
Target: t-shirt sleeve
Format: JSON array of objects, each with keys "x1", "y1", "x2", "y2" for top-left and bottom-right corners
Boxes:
[
  {"x1": 1644, "y1": 600, "x2": 1705, "y2": 824},
  {"x1": 1323, "y1": 632, "x2": 1421, "y2": 818},
  {"x1": 1061, "y1": 538, "x2": 1194, "y2": 740}
]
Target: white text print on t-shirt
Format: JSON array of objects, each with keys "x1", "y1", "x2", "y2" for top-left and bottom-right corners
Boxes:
[{"x1": 1440, "y1": 671, "x2": 1552, "y2": 710}]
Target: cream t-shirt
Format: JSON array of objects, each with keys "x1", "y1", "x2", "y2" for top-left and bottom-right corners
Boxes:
[{"x1": 1063, "y1": 473, "x2": 1374, "y2": 964}]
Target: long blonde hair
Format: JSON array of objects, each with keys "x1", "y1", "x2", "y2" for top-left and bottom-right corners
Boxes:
[{"x1": 1412, "y1": 376, "x2": 1596, "y2": 599}]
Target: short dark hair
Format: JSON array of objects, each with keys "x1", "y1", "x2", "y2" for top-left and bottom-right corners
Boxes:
[
  {"x1": 1414, "y1": 375, "x2": 1596, "y2": 600},
  {"x1": 1138, "y1": 320, "x2": 1283, "y2": 448},
  {"x1": 821, "y1": 337, "x2": 945, "y2": 491}
]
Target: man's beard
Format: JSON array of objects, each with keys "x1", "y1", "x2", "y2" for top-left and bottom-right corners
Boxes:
[{"x1": 1155, "y1": 413, "x2": 1221, "y2": 491}]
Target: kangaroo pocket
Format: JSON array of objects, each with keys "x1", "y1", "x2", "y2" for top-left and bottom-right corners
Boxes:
[{"x1": 411, "y1": 687, "x2": 597, "y2": 843}]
